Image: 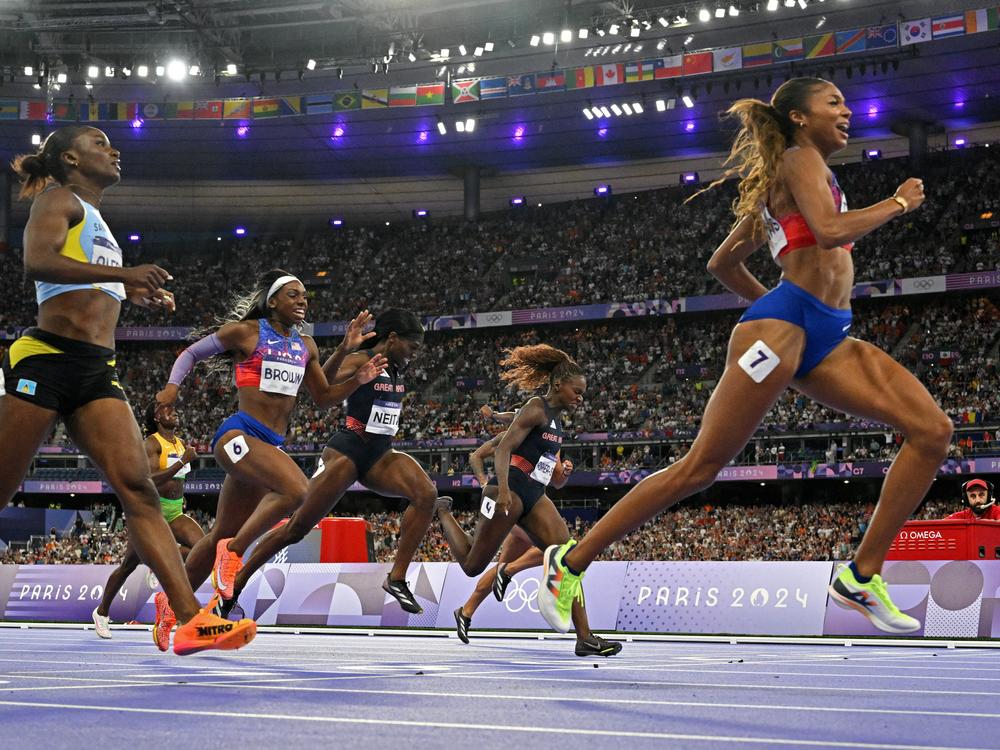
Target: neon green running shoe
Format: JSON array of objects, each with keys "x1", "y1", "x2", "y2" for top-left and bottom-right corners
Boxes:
[
  {"x1": 538, "y1": 540, "x2": 585, "y2": 633},
  {"x1": 828, "y1": 563, "x2": 921, "y2": 634}
]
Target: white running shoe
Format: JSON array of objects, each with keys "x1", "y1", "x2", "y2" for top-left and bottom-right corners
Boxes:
[{"x1": 92, "y1": 607, "x2": 112, "y2": 639}]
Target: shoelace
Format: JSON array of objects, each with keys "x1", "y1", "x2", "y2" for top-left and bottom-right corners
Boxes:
[{"x1": 867, "y1": 575, "x2": 902, "y2": 615}]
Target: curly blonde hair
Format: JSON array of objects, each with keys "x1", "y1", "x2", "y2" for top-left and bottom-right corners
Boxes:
[{"x1": 692, "y1": 77, "x2": 830, "y2": 236}]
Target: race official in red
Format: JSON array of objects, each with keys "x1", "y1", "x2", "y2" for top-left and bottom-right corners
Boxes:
[{"x1": 945, "y1": 479, "x2": 1000, "y2": 521}]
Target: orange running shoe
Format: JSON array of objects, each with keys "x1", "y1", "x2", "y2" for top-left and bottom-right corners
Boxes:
[
  {"x1": 173, "y1": 600, "x2": 257, "y2": 656},
  {"x1": 211, "y1": 537, "x2": 243, "y2": 600},
  {"x1": 152, "y1": 592, "x2": 176, "y2": 652}
]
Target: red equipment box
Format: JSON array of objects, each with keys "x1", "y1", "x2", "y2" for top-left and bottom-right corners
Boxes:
[
  {"x1": 319, "y1": 517, "x2": 370, "y2": 563},
  {"x1": 887, "y1": 519, "x2": 1000, "y2": 560}
]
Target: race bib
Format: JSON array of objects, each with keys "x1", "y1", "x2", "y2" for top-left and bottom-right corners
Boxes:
[
  {"x1": 762, "y1": 208, "x2": 788, "y2": 259},
  {"x1": 260, "y1": 360, "x2": 306, "y2": 396},
  {"x1": 91, "y1": 237, "x2": 126, "y2": 298},
  {"x1": 530, "y1": 453, "x2": 558, "y2": 486},
  {"x1": 366, "y1": 399, "x2": 401, "y2": 436},
  {"x1": 481, "y1": 496, "x2": 496, "y2": 519},
  {"x1": 166, "y1": 454, "x2": 189, "y2": 479}
]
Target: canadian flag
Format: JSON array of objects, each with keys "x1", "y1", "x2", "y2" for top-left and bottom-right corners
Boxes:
[{"x1": 595, "y1": 63, "x2": 624, "y2": 86}]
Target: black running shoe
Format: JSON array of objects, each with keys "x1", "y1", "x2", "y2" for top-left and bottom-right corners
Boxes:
[
  {"x1": 218, "y1": 594, "x2": 243, "y2": 621},
  {"x1": 575, "y1": 635, "x2": 623, "y2": 657},
  {"x1": 383, "y1": 575, "x2": 423, "y2": 614},
  {"x1": 454, "y1": 607, "x2": 471, "y2": 644},
  {"x1": 493, "y1": 563, "x2": 512, "y2": 602}
]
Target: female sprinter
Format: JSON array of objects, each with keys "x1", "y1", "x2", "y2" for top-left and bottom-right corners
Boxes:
[
  {"x1": 438, "y1": 345, "x2": 621, "y2": 656},
  {"x1": 0, "y1": 126, "x2": 254, "y2": 654},
  {"x1": 538, "y1": 78, "x2": 946, "y2": 635},
  {"x1": 219, "y1": 309, "x2": 447, "y2": 616},
  {"x1": 155, "y1": 271, "x2": 384, "y2": 645}
]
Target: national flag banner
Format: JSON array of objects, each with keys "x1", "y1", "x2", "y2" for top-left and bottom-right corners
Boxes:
[
  {"x1": 301, "y1": 94, "x2": 333, "y2": 115},
  {"x1": 451, "y1": 79, "x2": 480, "y2": 104},
  {"x1": 478, "y1": 77, "x2": 507, "y2": 99},
  {"x1": 682, "y1": 52, "x2": 713, "y2": 76},
  {"x1": 388, "y1": 85, "x2": 417, "y2": 107},
  {"x1": 253, "y1": 98, "x2": 284, "y2": 118},
  {"x1": 835, "y1": 28, "x2": 866, "y2": 54},
  {"x1": 139, "y1": 102, "x2": 166, "y2": 120},
  {"x1": 654, "y1": 55, "x2": 684, "y2": 78},
  {"x1": 100, "y1": 102, "x2": 137, "y2": 120},
  {"x1": 281, "y1": 97, "x2": 302, "y2": 116},
  {"x1": 507, "y1": 74, "x2": 536, "y2": 96},
  {"x1": 804, "y1": 33, "x2": 836, "y2": 58},
  {"x1": 0, "y1": 101, "x2": 21, "y2": 120},
  {"x1": 222, "y1": 98, "x2": 252, "y2": 119},
  {"x1": 51, "y1": 102, "x2": 75, "y2": 121},
  {"x1": 416, "y1": 83, "x2": 445, "y2": 106},
  {"x1": 19, "y1": 101, "x2": 47, "y2": 120},
  {"x1": 334, "y1": 91, "x2": 361, "y2": 111},
  {"x1": 900, "y1": 18, "x2": 931, "y2": 45},
  {"x1": 966, "y1": 8, "x2": 1000, "y2": 33},
  {"x1": 594, "y1": 63, "x2": 624, "y2": 86},
  {"x1": 81, "y1": 102, "x2": 100, "y2": 121},
  {"x1": 773, "y1": 38, "x2": 804, "y2": 61},
  {"x1": 361, "y1": 88, "x2": 389, "y2": 109},
  {"x1": 624, "y1": 61, "x2": 654, "y2": 82},
  {"x1": 742, "y1": 42, "x2": 773, "y2": 68},
  {"x1": 932, "y1": 14, "x2": 965, "y2": 38},
  {"x1": 535, "y1": 70, "x2": 566, "y2": 92},
  {"x1": 194, "y1": 100, "x2": 223, "y2": 119},
  {"x1": 713, "y1": 47, "x2": 742, "y2": 72},
  {"x1": 866, "y1": 24, "x2": 898, "y2": 49},
  {"x1": 566, "y1": 66, "x2": 595, "y2": 89}
]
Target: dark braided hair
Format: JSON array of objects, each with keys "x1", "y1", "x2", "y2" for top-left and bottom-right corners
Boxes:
[{"x1": 10, "y1": 125, "x2": 95, "y2": 199}]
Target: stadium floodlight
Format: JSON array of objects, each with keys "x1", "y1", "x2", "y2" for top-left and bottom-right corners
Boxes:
[
  {"x1": 166, "y1": 59, "x2": 186, "y2": 80},
  {"x1": 88, "y1": 65, "x2": 100, "y2": 78},
  {"x1": 682, "y1": 93, "x2": 695, "y2": 108},
  {"x1": 863, "y1": 149, "x2": 882, "y2": 160},
  {"x1": 437, "y1": 120, "x2": 447, "y2": 134},
  {"x1": 306, "y1": 58, "x2": 316, "y2": 70},
  {"x1": 699, "y1": 8, "x2": 711, "y2": 22},
  {"x1": 458, "y1": 44, "x2": 467, "y2": 55},
  {"x1": 226, "y1": 63, "x2": 237, "y2": 75},
  {"x1": 137, "y1": 64, "x2": 149, "y2": 77},
  {"x1": 633, "y1": 101, "x2": 644, "y2": 113},
  {"x1": 31, "y1": 134, "x2": 42, "y2": 146},
  {"x1": 578, "y1": 28, "x2": 589, "y2": 39},
  {"x1": 656, "y1": 99, "x2": 666, "y2": 111},
  {"x1": 630, "y1": 25, "x2": 641, "y2": 38},
  {"x1": 56, "y1": 72, "x2": 67, "y2": 83},
  {"x1": 767, "y1": 0, "x2": 778, "y2": 7},
  {"x1": 529, "y1": 35, "x2": 540, "y2": 46},
  {"x1": 715, "y1": 7, "x2": 726, "y2": 18},
  {"x1": 484, "y1": 41, "x2": 494, "y2": 51},
  {"x1": 680, "y1": 172, "x2": 699, "y2": 184},
  {"x1": 955, "y1": 137, "x2": 967, "y2": 147},
  {"x1": 658, "y1": 16, "x2": 670, "y2": 27},
  {"x1": 622, "y1": 103, "x2": 633, "y2": 115},
  {"x1": 543, "y1": 32, "x2": 555, "y2": 45},
  {"x1": 456, "y1": 119, "x2": 466, "y2": 133},
  {"x1": 729, "y1": 5, "x2": 739, "y2": 16},
  {"x1": 594, "y1": 184, "x2": 612, "y2": 196},
  {"x1": 608, "y1": 23, "x2": 619, "y2": 35},
  {"x1": 509, "y1": 196, "x2": 526, "y2": 207},
  {"x1": 583, "y1": 108, "x2": 594, "y2": 120},
  {"x1": 561, "y1": 29, "x2": 572, "y2": 42},
  {"x1": 329, "y1": 218, "x2": 343, "y2": 227},
  {"x1": 610, "y1": 103, "x2": 623, "y2": 115},
  {"x1": 474, "y1": 46, "x2": 483, "y2": 56},
  {"x1": 465, "y1": 118, "x2": 476, "y2": 132},
  {"x1": 413, "y1": 209, "x2": 429, "y2": 218},
  {"x1": 128, "y1": 233, "x2": 141, "y2": 242},
  {"x1": 23, "y1": 65, "x2": 33, "y2": 76}
]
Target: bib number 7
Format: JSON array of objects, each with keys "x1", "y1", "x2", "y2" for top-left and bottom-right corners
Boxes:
[{"x1": 737, "y1": 340, "x2": 781, "y2": 383}]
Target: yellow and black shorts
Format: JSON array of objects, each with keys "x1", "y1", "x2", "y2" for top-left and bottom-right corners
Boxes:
[{"x1": 1, "y1": 327, "x2": 127, "y2": 415}]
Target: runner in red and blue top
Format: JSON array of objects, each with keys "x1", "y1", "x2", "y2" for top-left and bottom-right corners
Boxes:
[
  {"x1": 155, "y1": 269, "x2": 385, "y2": 647},
  {"x1": 436, "y1": 344, "x2": 621, "y2": 656},
  {"x1": 536, "y1": 77, "x2": 948, "y2": 638},
  {"x1": 224, "y1": 309, "x2": 448, "y2": 616}
]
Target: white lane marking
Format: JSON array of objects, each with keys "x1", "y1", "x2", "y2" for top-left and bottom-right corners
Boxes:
[{"x1": 0, "y1": 700, "x2": 987, "y2": 750}]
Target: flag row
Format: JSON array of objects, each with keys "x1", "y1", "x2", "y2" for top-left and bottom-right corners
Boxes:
[{"x1": 1, "y1": 10, "x2": 996, "y2": 122}]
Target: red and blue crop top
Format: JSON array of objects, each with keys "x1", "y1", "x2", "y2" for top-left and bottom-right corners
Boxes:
[
  {"x1": 234, "y1": 319, "x2": 310, "y2": 397},
  {"x1": 762, "y1": 172, "x2": 854, "y2": 262}
]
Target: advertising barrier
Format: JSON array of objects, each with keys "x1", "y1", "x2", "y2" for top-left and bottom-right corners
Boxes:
[{"x1": 3, "y1": 561, "x2": 998, "y2": 639}]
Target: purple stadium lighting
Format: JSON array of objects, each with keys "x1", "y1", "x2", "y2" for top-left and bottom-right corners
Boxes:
[
  {"x1": 597, "y1": 127, "x2": 608, "y2": 138},
  {"x1": 867, "y1": 104, "x2": 878, "y2": 119},
  {"x1": 680, "y1": 172, "x2": 699, "y2": 184},
  {"x1": 413, "y1": 209, "x2": 429, "y2": 218},
  {"x1": 684, "y1": 121, "x2": 696, "y2": 132},
  {"x1": 234, "y1": 226, "x2": 247, "y2": 236},
  {"x1": 418, "y1": 130, "x2": 429, "y2": 143},
  {"x1": 955, "y1": 137, "x2": 967, "y2": 147},
  {"x1": 332, "y1": 125, "x2": 345, "y2": 138},
  {"x1": 594, "y1": 184, "x2": 611, "y2": 196},
  {"x1": 954, "y1": 100, "x2": 966, "y2": 109},
  {"x1": 864, "y1": 149, "x2": 882, "y2": 160},
  {"x1": 513, "y1": 125, "x2": 525, "y2": 141},
  {"x1": 329, "y1": 218, "x2": 343, "y2": 227},
  {"x1": 509, "y1": 196, "x2": 526, "y2": 207},
  {"x1": 236, "y1": 124, "x2": 250, "y2": 138},
  {"x1": 130, "y1": 118, "x2": 143, "y2": 129},
  {"x1": 128, "y1": 233, "x2": 141, "y2": 242}
]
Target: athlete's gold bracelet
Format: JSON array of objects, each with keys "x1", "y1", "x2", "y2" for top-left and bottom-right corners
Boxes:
[{"x1": 891, "y1": 195, "x2": 909, "y2": 214}]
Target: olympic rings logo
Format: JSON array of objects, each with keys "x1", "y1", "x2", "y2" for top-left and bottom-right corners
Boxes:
[
  {"x1": 503, "y1": 577, "x2": 540, "y2": 614},
  {"x1": 912, "y1": 279, "x2": 936, "y2": 289}
]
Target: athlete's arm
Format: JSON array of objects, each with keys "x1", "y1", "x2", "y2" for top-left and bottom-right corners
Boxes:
[
  {"x1": 706, "y1": 215, "x2": 769, "y2": 301},
  {"x1": 480, "y1": 404, "x2": 517, "y2": 425},
  {"x1": 157, "y1": 321, "x2": 254, "y2": 405},
  {"x1": 494, "y1": 398, "x2": 546, "y2": 516},
  {"x1": 145, "y1": 436, "x2": 186, "y2": 488},
  {"x1": 470, "y1": 432, "x2": 505, "y2": 486},
  {"x1": 23, "y1": 187, "x2": 171, "y2": 292},
  {"x1": 321, "y1": 310, "x2": 376, "y2": 381},
  {"x1": 303, "y1": 340, "x2": 388, "y2": 409},
  {"x1": 782, "y1": 147, "x2": 924, "y2": 248},
  {"x1": 551, "y1": 452, "x2": 574, "y2": 490}
]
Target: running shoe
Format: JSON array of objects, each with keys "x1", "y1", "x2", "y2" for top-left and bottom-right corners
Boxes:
[
  {"x1": 382, "y1": 575, "x2": 423, "y2": 614},
  {"x1": 172, "y1": 597, "x2": 257, "y2": 656},
  {"x1": 575, "y1": 635, "x2": 623, "y2": 657},
  {"x1": 152, "y1": 592, "x2": 177, "y2": 652},
  {"x1": 218, "y1": 592, "x2": 243, "y2": 620},
  {"x1": 538, "y1": 540, "x2": 584, "y2": 633},
  {"x1": 492, "y1": 563, "x2": 512, "y2": 602},
  {"x1": 92, "y1": 607, "x2": 112, "y2": 639},
  {"x1": 454, "y1": 608, "x2": 471, "y2": 644},
  {"x1": 211, "y1": 537, "x2": 243, "y2": 600},
  {"x1": 828, "y1": 563, "x2": 921, "y2": 634}
]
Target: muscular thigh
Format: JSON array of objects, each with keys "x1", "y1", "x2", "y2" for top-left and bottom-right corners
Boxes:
[
  {"x1": 363, "y1": 450, "x2": 435, "y2": 499},
  {"x1": 213, "y1": 429, "x2": 307, "y2": 496},
  {"x1": 517, "y1": 497, "x2": 571, "y2": 548},
  {"x1": 66, "y1": 398, "x2": 150, "y2": 487}
]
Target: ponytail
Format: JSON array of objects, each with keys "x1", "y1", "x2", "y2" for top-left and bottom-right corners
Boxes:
[
  {"x1": 10, "y1": 126, "x2": 94, "y2": 200},
  {"x1": 499, "y1": 344, "x2": 584, "y2": 392}
]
